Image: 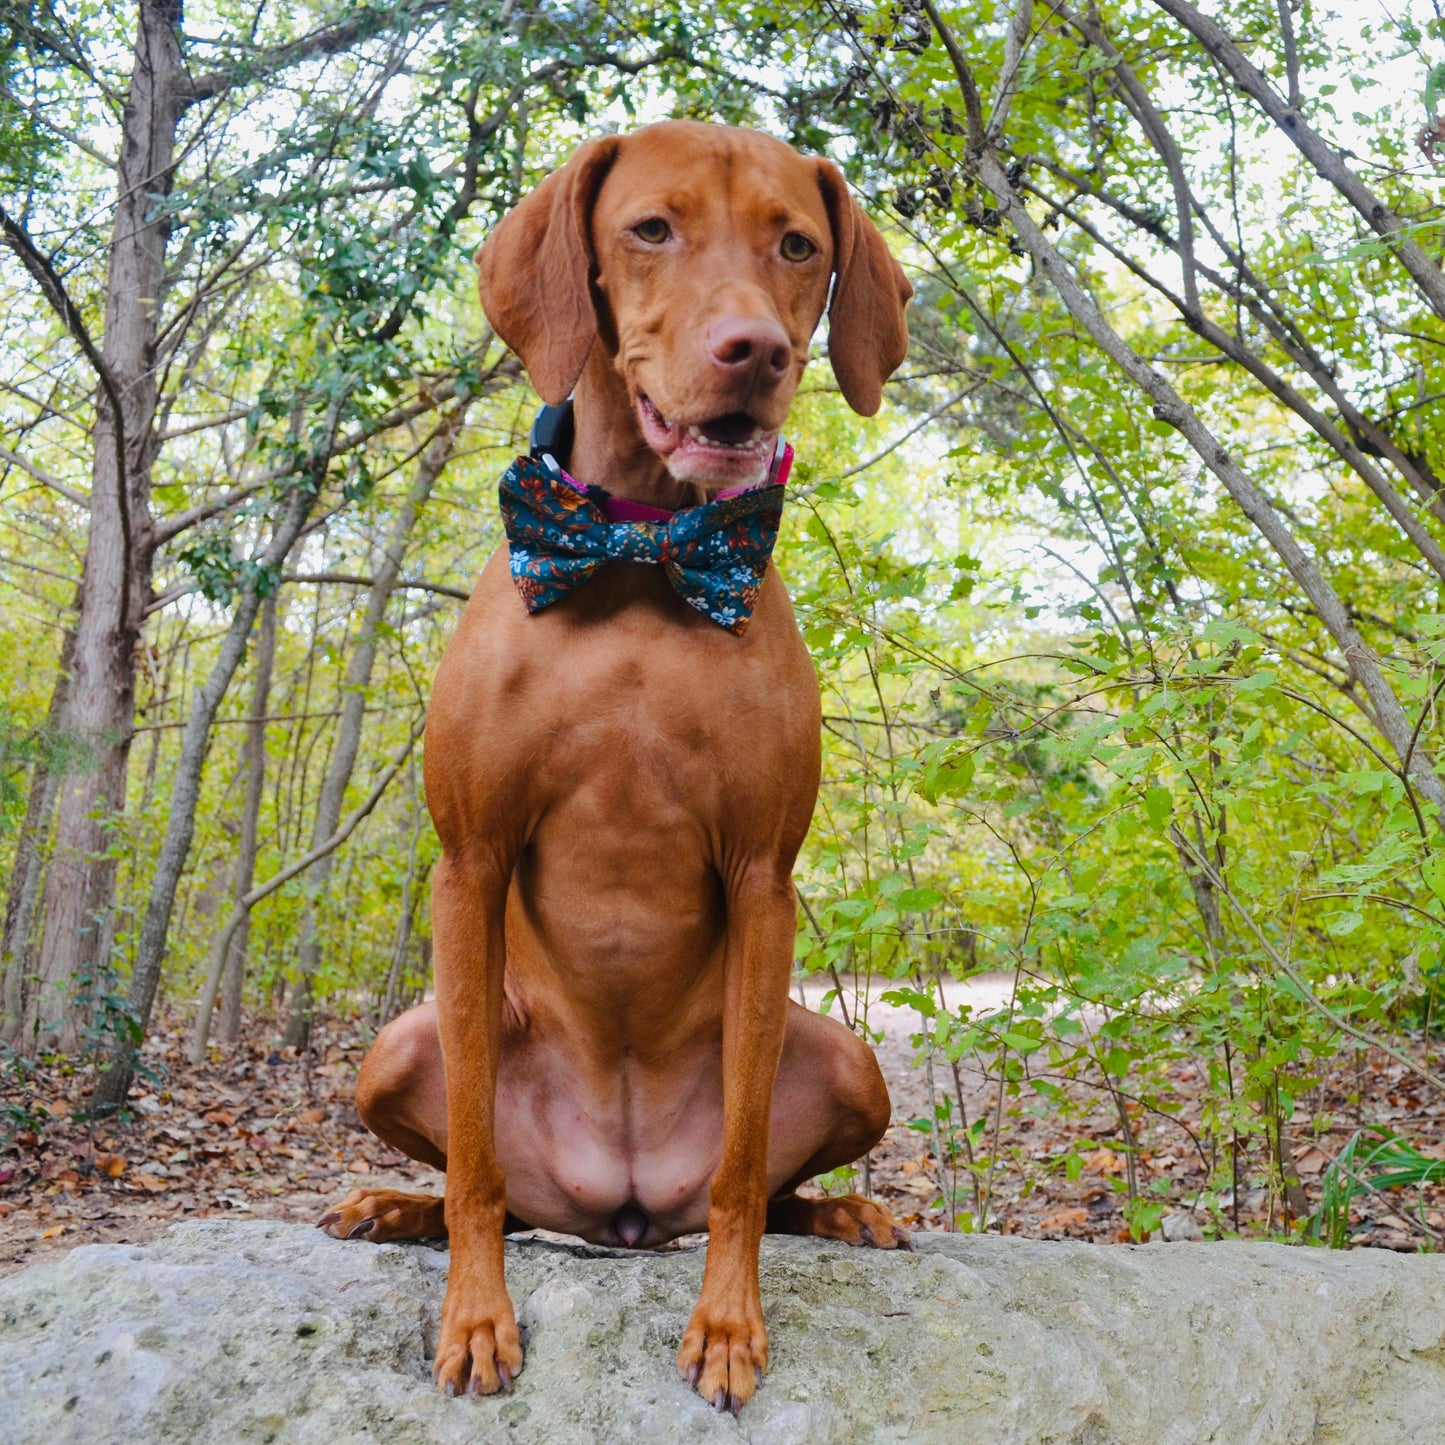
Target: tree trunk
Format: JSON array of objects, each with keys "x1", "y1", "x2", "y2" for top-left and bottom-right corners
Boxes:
[
  {"x1": 282, "y1": 407, "x2": 466, "y2": 1049},
  {"x1": 28, "y1": 0, "x2": 184, "y2": 1050},
  {"x1": 93, "y1": 481, "x2": 317, "y2": 1112},
  {"x1": 219, "y1": 591, "x2": 279, "y2": 1046},
  {"x1": 1, "y1": 621, "x2": 77, "y2": 1044},
  {"x1": 378, "y1": 770, "x2": 429, "y2": 1028}
]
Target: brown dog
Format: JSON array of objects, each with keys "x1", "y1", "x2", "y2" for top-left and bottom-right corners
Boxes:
[{"x1": 318, "y1": 120, "x2": 913, "y2": 1414}]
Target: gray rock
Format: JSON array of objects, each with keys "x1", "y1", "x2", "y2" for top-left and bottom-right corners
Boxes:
[{"x1": 2, "y1": 1219, "x2": 1444, "y2": 1443}]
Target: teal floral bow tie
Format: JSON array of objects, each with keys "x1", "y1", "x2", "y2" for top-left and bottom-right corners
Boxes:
[{"x1": 498, "y1": 454, "x2": 789, "y2": 635}]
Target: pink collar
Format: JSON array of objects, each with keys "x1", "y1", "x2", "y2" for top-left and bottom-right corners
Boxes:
[{"x1": 555, "y1": 442, "x2": 793, "y2": 523}]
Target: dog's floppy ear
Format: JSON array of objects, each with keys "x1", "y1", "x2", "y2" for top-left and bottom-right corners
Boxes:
[
  {"x1": 476, "y1": 137, "x2": 621, "y2": 406},
  {"x1": 816, "y1": 160, "x2": 913, "y2": 416}
]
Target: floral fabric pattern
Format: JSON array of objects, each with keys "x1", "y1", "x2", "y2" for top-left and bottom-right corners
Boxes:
[{"x1": 498, "y1": 455, "x2": 785, "y2": 635}]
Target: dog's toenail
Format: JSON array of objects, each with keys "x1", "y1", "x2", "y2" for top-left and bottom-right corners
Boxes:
[
  {"x1": 894, "y1": 1227, "x2": 914, "y2": 1251},
  {"x1": 444, "y1": 1379, "x2": 456, "y2": 1398},
  {"x1": 686, "y1": 1362, "x2": 700, "y2": 1387},
  {"x1": 860, "y1": 1225, "x2": 875, "y2": 1247},
  {"x1": 498, "y1": 1363, "x2": 513, "y2": 1392},
  {"x1": 730, "y1": 1393, "x2": 742, "y2": 1418},
  {"x1": 714, "y1": 1388, "x2": 726, "y2": 1411},
  {"x1": 346, "y1": 1218, "x2": 376, "y2": 1239},
  {"x1": 317, "y1": 1213, "x2": 339, "y2": 1227}
]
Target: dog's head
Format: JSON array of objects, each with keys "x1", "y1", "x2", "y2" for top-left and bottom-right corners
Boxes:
[{"x1": 476, "y1": 120, "x2": 913, "y2": 490}]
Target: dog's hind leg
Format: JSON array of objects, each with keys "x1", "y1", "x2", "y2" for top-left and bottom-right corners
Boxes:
[
  {"x1": 319, "y1": 1187, "x2": 447, "y2": 1242},
  {"x1": 761, "y1": 1000, "x2": 912, "y2": 1249},
  {"x1": 766, "y1": 1191, "x2": 912, "y2": 1249}
]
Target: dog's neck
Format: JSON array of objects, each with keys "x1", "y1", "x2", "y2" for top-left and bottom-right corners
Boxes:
[{"x1": 568, "y1": 349, "x2": 712, "y2": 512}]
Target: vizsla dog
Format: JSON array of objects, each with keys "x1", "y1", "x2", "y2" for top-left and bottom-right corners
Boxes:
[{"x1": 318, "y1": 120, "x2": 913, "y2": 1414}]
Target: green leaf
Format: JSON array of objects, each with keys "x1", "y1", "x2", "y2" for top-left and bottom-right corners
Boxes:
[
  {"x1": 1423, "y1": 855, "x2": 1445, "y2": 908},
  {"x1": 1144, "y1": 786, "x2": 1173, "y2": 828},
  {"x1": 1323, "y1": 910, "x2": 1365, "y2": 937},
  {"x1": 918, "y1": 743, "x2": 976, "y2": 804},
  {"x1": 1234, "y1": 670, "x2": 1277, "y2": 692}
]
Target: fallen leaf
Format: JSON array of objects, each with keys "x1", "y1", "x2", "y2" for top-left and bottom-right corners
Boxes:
[
  {"x1": 132, "y1": 1175, "x2": 171, "y2": 1193},
  {"x1": 40, "y1": 1225, "x2": 65, "y2": 1239},
  {"x1": 1293, "y1": 1146, "x2": 1329, "y2": 1176},
  {"x1": 299, "y1": 1108, "x2": 326, "y2": 1125},
  {"x1": 96, "y1": 1154, "x2": 127, "y2": 1178},
  {"x1": 1086, "y1": 1146, "x2": 1123, "y2": 1175},
  {"x1": 1039, "y1": 1207, "x2": 1089, "y2": 1232},
  {"x1": 204, "y1": 1110, "x2": 236, "y2": 1127}
]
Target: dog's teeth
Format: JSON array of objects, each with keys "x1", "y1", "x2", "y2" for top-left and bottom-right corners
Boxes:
[{"x1": 687, "y1": 424, "x2": 703, "y2": 439}]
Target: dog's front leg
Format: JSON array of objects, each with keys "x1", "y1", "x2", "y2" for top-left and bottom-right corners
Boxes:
[
  {"x1": 678, "y1": 866, "x2": 796, "y2": 1415},
  {"x1": 430, "y1": 847, "x2": 522, "y2": 1396}
]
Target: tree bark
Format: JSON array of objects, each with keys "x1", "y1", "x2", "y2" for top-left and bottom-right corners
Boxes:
[
  {"x1": 281, "y1": 405, "x2": 467, "y2": 1049},
  {"x1": 218, "y1": 591, "x2": 279, "y2": 1046},
  {"x1": 27, "y1": 0, "x2": 183, "y2": 1050},
  {"x1": 93, "y1": 479, "x2": 318, "y2": 1112}
]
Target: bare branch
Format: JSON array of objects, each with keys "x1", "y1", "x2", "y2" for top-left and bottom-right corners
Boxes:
[
  {"x1": 1274, "y1": 0, "x2": 1302, "y2": 111},
  {"x1": 1062, "y1": 4, "x2": 1200, "y2": 311},
  {"x1": 1029, "y1": 182, "x2": 1445, "y2": 583},
  {"x1": 1152, "y1": 0, "x2": 1445, "y2": 319},
  {"x1": 919, "y1": 0, "x2": 985, "y2": 149},
  {"x1": 0, "y1": 201, "x2": 132, "y2": 629},
  {"x1": 285, "y1": 571, "x2": 471, "y2": 602},
  {"x1": 0, "y1": 443, "x2": 89, "y2": 507},
  {"x1": 986, "y1": 0, "x2": 1034, "y2": 143},
  {"x1": 174, "y1": 0, "x2": 455, "y2": 108}
]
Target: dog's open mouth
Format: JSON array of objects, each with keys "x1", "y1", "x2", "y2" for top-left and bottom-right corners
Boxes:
[{"x1": 636, "y1": 393, "x2": 778, "y2": 482}]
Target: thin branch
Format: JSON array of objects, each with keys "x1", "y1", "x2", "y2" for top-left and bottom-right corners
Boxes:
[
  {"x1": 915, "y1": 3, "x2": 1445, "y2": 815},
  {"x1": 1152, "y1": 0, "x2": 1445, "y2": 319},
  {"x1": 188, "y1": 710, "x2": 426, "y2": 1064},
  {"x1": 920, "y1": 0, "x2": 985, "y2": 148},
  {"x1": 175, "y1": 0, "x2": 455, "y2": 107},
  {"x1": 1061, "y1": 4, "x2": 1200, "y2": 311},
  {"x1": 0, "y1": 201, "x2": 132, "y2": 630},
  {"x1": 285, "y1": 571, "x2": 471, "y2": 601},
  {"x1": 986, "y1": 0, "x2": 1034, "y2": 142},
  {"x1": 1171, "y1": 828, "x2": 1445, "y2": 1096},
  {"x1": 0, "y1": 444, "x2": 89, "y2": 507}
]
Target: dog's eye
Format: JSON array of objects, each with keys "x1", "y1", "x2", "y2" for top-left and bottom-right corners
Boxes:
[
  {"x1": 633, "y1": 218, "x2": 671, "y2": 244},
  {"x1": 780, "y1": 232, "x2": 816, "y2": 262}
]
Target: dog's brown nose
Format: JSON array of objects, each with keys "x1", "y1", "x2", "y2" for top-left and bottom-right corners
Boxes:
[{"x1": 707, "y1": 315, "x2": 790, "y2": 384}]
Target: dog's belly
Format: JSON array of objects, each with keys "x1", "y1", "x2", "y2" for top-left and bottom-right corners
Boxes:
[{"x1": 495, "y1": 1033, "x2": 723, "y2": 1246}]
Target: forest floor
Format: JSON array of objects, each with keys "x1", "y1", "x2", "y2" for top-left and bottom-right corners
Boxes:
[{"x1": 4, "y1": 981, "x2": 1445, "y2": 1277}]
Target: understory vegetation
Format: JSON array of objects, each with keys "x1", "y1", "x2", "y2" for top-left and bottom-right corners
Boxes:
[{"x1": 3, "y1": 0, "x2": 1445, "y2": 1249}]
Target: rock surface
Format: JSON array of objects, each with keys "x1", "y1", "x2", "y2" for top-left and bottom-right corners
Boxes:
[{"x1": 2, "y1": 1220, "x2": 1445, "y2": 1443}]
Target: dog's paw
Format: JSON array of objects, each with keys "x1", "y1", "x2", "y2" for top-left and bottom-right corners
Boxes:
[
  {"x1": 434, "y1": 1288, "x2": 524, "y2": 1397},
  {"x1": 801, "y1": 1193, "x2": 914, "y2": 1250},
  {"x1": 317, "y1": 1187, "x2": 446, "y2": 1243},
  {"x1": 677, "y1": 1295, "x2": 768, "y2": 1416}
]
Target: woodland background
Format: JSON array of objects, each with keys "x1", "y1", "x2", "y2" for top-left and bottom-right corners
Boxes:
[{"x1": 3, "y1": 0, "x2": 1445, "y2": 1258}]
